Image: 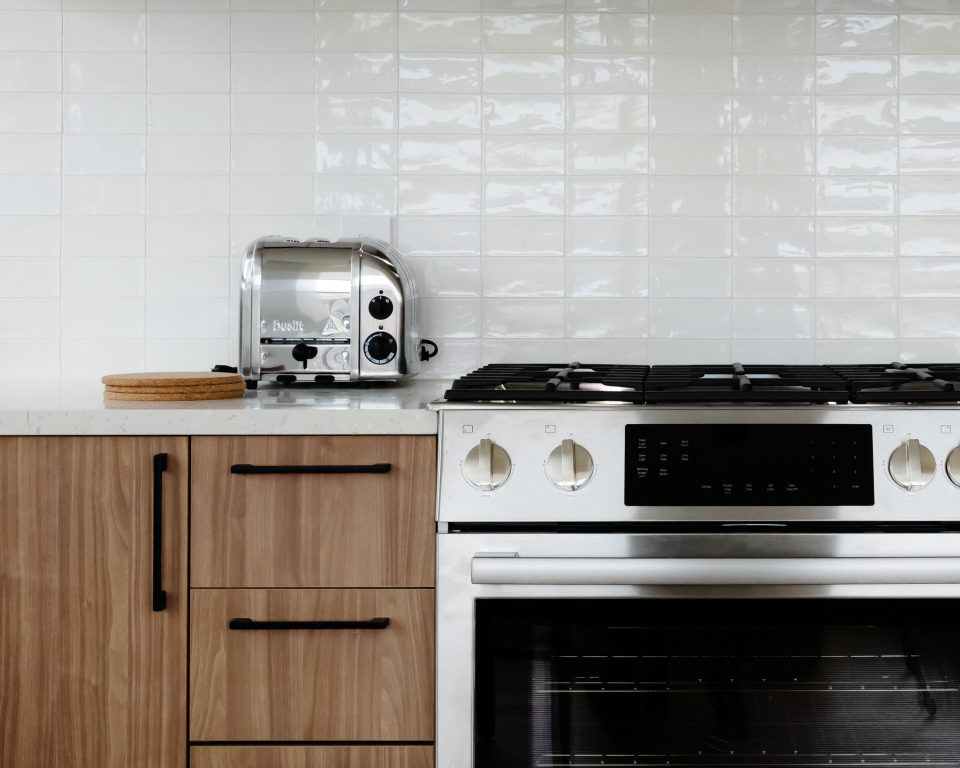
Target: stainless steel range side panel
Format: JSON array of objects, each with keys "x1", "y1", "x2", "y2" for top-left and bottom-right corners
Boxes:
[{"x1": 437, "y1": 406, "x2": 960, "y2": 522}]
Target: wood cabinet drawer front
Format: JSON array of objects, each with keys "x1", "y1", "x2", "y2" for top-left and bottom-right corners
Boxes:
[
  {"x1": 191, "y1": 436, "x2": 436, "y2": 588},
  {"x1": 190, "y1": 746, "x2": 433, "y2": 768},
  {"x1": 189, "y1": 589, "x2": 434, "y2": 742}
]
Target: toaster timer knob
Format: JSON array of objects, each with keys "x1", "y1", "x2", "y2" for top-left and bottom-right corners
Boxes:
[
  {"x1": 545, "y1": 439, "x2": 595, "y2": 491},
  {"x1": 462, "y1": 438, "x2": 512, "y2": 491},
  {"x1": 889, "y1": 439, "x2": 936, "y2": 491},
  {"x1": 363, "y1": 331, "x2": 397, "y2": 365},
  {"x1": 368, "y1": 295, "x2": 393, "y2": 320}
]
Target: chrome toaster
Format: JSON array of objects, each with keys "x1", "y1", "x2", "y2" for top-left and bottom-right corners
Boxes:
[{"x1": 239, "y1": 236, "x2": 436, "y2": 387}]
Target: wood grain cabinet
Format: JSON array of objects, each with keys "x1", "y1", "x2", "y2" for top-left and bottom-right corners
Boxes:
[
  {"x1": 0, "y1": 437, "x2": 188, "y2": 768},
  {"x1": 190, "y1": 436, "x2": 436, "y2": 588},
  {"x1": 189, "y1": 434, "x2": 437, "y2": 765}
]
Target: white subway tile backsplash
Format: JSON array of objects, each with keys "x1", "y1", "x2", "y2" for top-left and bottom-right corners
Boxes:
[
  {"x1": 399, "y1": 12, "x2": 481, "y2": 51},
  {"x1": 483, "y1": 216, "x2": 563, "y2": 256},
  {"x1": 0, "y1": 176, "x2": 60, "y2": 216},
  {"x1": 61, "y1": 257, "x2": 144, "y2": 298},
  {"x1": 816, "y1": 54, "x2": 897, "y2": 93},
  {"x1": 0, "y1": 299, "x2": 59, "y2": 339},
  {"x1": 483, "y1": 256, "x2": 563, "y2": 297},
  {"x1": 399, "y1": 215, "x2": 481, "y2": 256},
  {"x1": 732, "y1": 14, "x2": 814, "y2": 53},
  {"x1": 734, "y1": 217, "x2": 816, "y2": 258},
  {"x1": 0, "y1": 11, "x2": 61, "y2": 51},
  {"x1": 650, "y1": 55, "x2": 732, "y2": 94},
  {"x1": 900, "y1": 14, "x2": 960, "y2": 53},
  {"x1": 483, "y1": 53, "x2": 565, "y2": 92},
  {"x1": 817, "y1": 217, "x2": 897, "y2": 257},
  {"x1": 7, "y1": 3, "x2": 960, "y2": 375},
  {"x1": 565, "y1": 257, "x2": 649, "y2": 296},
  {"x1": 148, "y1": 135, "x2": 229, "y2": 175},
  {"x1": 315, "y1": 11, "x2": 398, "y2": 51},
  {"x1": 485, "y1": 176, "x2": 563, "y2": 214},
  {"x1": 567, "y1": 94, "x2": 647, "y2": 132},
  {"x1": 567, "y1": 13, "x2": 648, "y2": 52},
  {"x1": 816, "y1": 258, "x2": 898, "y2": 297},
  {"x1": 734, "y1": 136, "x2": 814, "y2": 174},
  {"x1": 900, "y1": 176, "x2": 960, "y2": 214},
  {"x1": 483, "y1": 13, "x2": 564, "y2": 52},
  {"x1": 65, "y1": 52, "x2": 146, "y2": 93},
  {"x1": 148, "y1": 94, "x2": 228, "y2": 134},
  {"x1": 649, "y1": 176, "x2": 730, "y2": 216},
  {"x1": 399, "y1": 54, "x2": 481, "y2": 92},
  {"x1": 900, "y1": 216, "x2": 960, "y2": 255},
  {"x1": 400, "y1": 94, "x2": 480, "y2": 132},
  {"x1": 733, "y1": 54, "x2": 814, "y2": 93},
  {"x1": 567, "y1": 176, "x2": 646, "y2": 215},
  {"x1": 63, "y1": 175, "x2": 145, "y2": 216},
  {"x1": 900, "y1": 95, "x2": 960, "y2": 133},
  {"x1": 148, "y1": 53, "x2": 228, "y2": 94},
  {"x1": 231, "y1": 12, "x2": 313, "y2": 51},
  {"x1": 0, "y1": 52, "x2": 61, "y2": 92},
  {"x1": 147, "y1": 13, "x2": 229, "y2": 53},
  {"x1": 816, "y1": 136, "x2": 897, "y2": 174},
  {"x1": 815, "y1": 14, "x2": 898, "y2": 52},
  {"x1": 0, "y1": 135, "x2": 60, "y2": 175},
  {"x1": 63, "y1": 12, "x2": 145, "y2": 51},
  {"x1": 650, "y1": 216, "x2": 731, "y2": 258},
  {"x1": 65, "y1": 94, "x2": 145, "y2": 133}
]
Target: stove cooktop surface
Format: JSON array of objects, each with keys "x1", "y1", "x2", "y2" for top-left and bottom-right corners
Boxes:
[{"x1": 443, "y1": 362, "x2": 960, "y2": 405}]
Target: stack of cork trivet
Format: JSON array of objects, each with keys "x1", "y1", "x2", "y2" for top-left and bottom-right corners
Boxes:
[{"x1": 102, "y1": 372, "x2": 246, "y2": 401}]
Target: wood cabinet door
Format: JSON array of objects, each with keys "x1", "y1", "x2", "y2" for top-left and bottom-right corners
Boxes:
[
  {"x1": 190, "y1": 745, "x2": 434, "y2": 768},
  {"x1": 190, "y1": 588, "x2": 434, "y2": 742},
  {"x1": 191, "y1": 436, "x2": 436, "y2": 588},
  {"x1": 0, "y1": 437, "x2": 188, "y2": 768}
]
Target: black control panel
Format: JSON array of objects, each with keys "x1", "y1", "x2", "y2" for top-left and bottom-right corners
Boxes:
[{"x1": 624, "y1": 424, "x2": 874, "y2": 506}]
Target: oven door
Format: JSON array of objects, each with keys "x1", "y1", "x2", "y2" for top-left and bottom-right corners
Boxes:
[{"x1": 437, "y1": 532, "x2": 960, "y2": 768}]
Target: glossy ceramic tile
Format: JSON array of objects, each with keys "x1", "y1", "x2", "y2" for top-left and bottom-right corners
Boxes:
[
  {"x1": 482, "y1": 53, "x2": 564, "y2": 92},
  {"x1": 650, "y1": 55, "x2": 733, "y2": 94},
  {"x1": 816, "y1": 136, "x2": 897, "y2": 174},
  {"x1": 816, "y1": 54, "x2": 897, "y2": 93},
  {"x1": 649, "y1": 216, "x2": 731, "y2": 258},
  {"x1": 232, "y1": 52, "x2": 314, "y2": 93},
  {"x1": 65, "y1": 52, "x2": 145, "y2": 93},
  {"x1": 565, "y1": 298, "x2": 649, "y2": 338},
  {"x1": 733, "y1": 259, "x2": 813, "y2": 298},
  {"x1": 565, "y1": 257, "x2": 649, "y2": 296},
  {"x1": 397, "y1": 215, "x2": 481, "y2": 256},
  {"x1": 567, "y1": 94, "x2": 648, "y2": 132},
  {"x1": 485, "y1": 95, "x2": 565, "y2": 132},
  {"x1": 733, "y1": 176, "x2": 815, "y2": 216},
  {"x1": 649, "y1": 14, "x2": 731, "y2": 53},
  {"x1": 649, "y1": 176, "x2": 731, "y2": 216},
  {"x1": 61, "y1": 258, "x2": 144, "y2": 298},
  {"x1": 816, "y1": 218, "x2": 897, "y2": 258},
  {"x1": 231, "y1": 135, "x2": 313, "y2": 175},
  {"x1": 483, "y1": 216, "x2": 563, "y2": 257},
  {"x1": 900, "y1": 55, "x2": 960, "y2": 93},
  {"x1": 148, "y1": 94, "x2": 228, "y2": 134},
  {"x1": 483, "y1": 13, "x2": 564, "y2": 52},
  {"x1": 315, "y1": 11, "x2": 398, "y2": 51},
  {"x1": 650, "y1": 95, "x2": 732, "y2": 134},
  {"x1": 482, "y1": 299, "x2": 564, "y2": 338},
  {"x1": 734, "y1": 217, "x2": 816, "y2": 258},
  {"x1": 567, "y1": 176, "x2": 647, "y2": 215},
  {"x1": 0, "y1": 135, "x2": 60, "y2": 175},
  {"x1": 0, "y1": 11, "x2": 61, "y2": 51},
  {"x1": 398, "y1": 12, "x2": 482, "y2": 51},
  {"x1": 316, "y1": 53, "x2": 397, "y2": 92},
  {"x1": 399, "y1": 54, "x2": 481, "y2": 92},
  {"x1": 816, "y1": 94, "x2": 897, "y2": 134},
  {"x1": 900, "y1": 257, "x2": 960, "y2": 296},
  {"x1": 486, "y1": 136, "x2": 564, "y2": 174},
  {"x1": 651, "y1": 258, "x2": 731, "y2": 298},
  {"x1": 63, "y1": 12, "x2": 145, "y2": 51},
  {"x1": 732, "y1": 14, "x2": 815, "y2": 53},
  {"x1": 815, "y1": 14, "x2": 898, "y2": 52},
  {"x1": 0, "y1": 52, "x2": 61, "y2": 92},
  {"x1": 733, "y1": 300, "x2": 813, "y2": 338},
  {"x1": 400, "y1": 136, "x2": 478, "y2": 173},
  {"x1": 485, "y1": 177, "x2": 563, "y2": 214},
  {"x1": 733, "y1": 94, "x2": 813, "y2": 134},
  {"x1": 900, "y1": 14, "x2": 960, "y2": 53},
  {"x1": 733, "y1": 54, "x2": 815, "y2": 93},
  {"x1": 483, "y1": 257, "x2": 564, "y2": 297},
  {"x1": 901, "y1": 177, "x2": 960, "y2": 215},
  {"x1": 567, "y1": 135, "x2": 647, "y2": 174},
  {"x1": 567, "y1": 13, "x2": 648, "y2": 52},
  {"x1": 815, "y1": 299, "x2": 898, "y2": 338},
  {"x1": 399, "y1": 94, "x2": 481, "y2": 132},
  {"x1": 400, "y1": 174, "x2": 481, "y2": 214},
  {"x1": 734, "y1": 136, "x2": 814, "y2": 174},
  {"x1": 900, "y1": 95, "x2": 960, "y2": 133},
  {"x1": 816, "y1": 258, "x2": 898, "y2": 297},
  {"x1": 407, "y1": 257, "x2": 481, "y2": 296},
  {"x1": 316, "y1": 95, "x2": 396, "y2": 133},
  {"x1": 649, "y1": 299, "x2": 732, "y2": 339},
  {"x1": 900, "y1": 216, "x2": 960, "y2": 255}
]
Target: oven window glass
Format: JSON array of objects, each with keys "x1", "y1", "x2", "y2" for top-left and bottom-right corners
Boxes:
[{"x1": 475, "y1": 599, "x2": 960, "y2": 768}]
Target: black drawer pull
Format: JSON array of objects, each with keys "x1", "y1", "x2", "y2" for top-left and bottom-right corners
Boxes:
[
  {"x1": 228, "y1": 617, "x2": 390, "y2": 631},
  {"x1": 152, "y1": 453, "x2": 168, "y2": 613},
  {"x1": 230, "y1": 463, "x2": 392, "y2": 475}
]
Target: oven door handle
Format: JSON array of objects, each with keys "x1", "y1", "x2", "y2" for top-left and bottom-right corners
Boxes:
[{"x1": 470, "y1": 556, "x2": 960, "y2": 585}]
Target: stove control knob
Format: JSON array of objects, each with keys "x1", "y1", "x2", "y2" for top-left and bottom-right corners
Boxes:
[
  {"x1": 545, "y1": 439, "x2": 594, "y2": 492},
  {"x1": 462, "y1": 438, "x2": 512, "y2": 491},
  {"x1": 946, "y1": 447, "x2": 960, "y2": 488},
  {"x1": 889, "y1": 439, "x2": 936, "y2": 491}
]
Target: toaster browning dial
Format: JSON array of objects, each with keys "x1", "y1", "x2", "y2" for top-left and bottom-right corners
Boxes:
[{"x1": 364, "y1": 332, "x2": 397, "y2": 365}]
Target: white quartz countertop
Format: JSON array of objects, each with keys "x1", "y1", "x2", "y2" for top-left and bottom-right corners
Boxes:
[{"x1": 0, "y1": 379, "x2": 448, "y2": 435}]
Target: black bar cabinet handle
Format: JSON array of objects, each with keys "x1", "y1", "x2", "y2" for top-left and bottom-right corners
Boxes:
[
  {"x1": 230, "y1": 463, "x2": 391, "y2": 475},
  {"x1": 152, "y1": 453, "x2": 168, "y2": 612},
  {"x1": 228, "y1": 617, "x2": 390, "y2": 631}
]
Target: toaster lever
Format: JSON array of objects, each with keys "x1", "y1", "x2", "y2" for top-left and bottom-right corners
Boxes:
[{"x1": 291, "y1": 342, "x2": 319, "y2": 369}]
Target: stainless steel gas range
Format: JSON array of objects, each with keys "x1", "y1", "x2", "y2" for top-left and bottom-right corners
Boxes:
[{"x1": 433, "y1": 363, "x2": 960, "y2": 768}]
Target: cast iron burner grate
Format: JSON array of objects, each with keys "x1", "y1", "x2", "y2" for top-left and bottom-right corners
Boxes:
[
  {"x1": 644, "y1": 363, "x2": 850, "y2": 403},
  {"x1": 831, "y1": 362, "x2": 960, "y2": 403},
  {"x1": 443, "y1": 363, "x2": 649, "y2": 403}
]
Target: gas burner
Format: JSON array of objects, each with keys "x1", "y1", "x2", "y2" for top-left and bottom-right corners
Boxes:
[
  {"x1": 832, "y1": 362, "x2": 960, "y2": 403},
  {"x1": 644, "y1": 363, "x2": 850, "y2": 403},
  {"x1": 444, "y1": 363, "x2": 649, "y2": 403}
]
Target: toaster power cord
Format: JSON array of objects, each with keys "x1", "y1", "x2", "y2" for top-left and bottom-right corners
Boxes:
[{"x1": 419, "y1": 340, "x2": 439, "y2": 362}]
